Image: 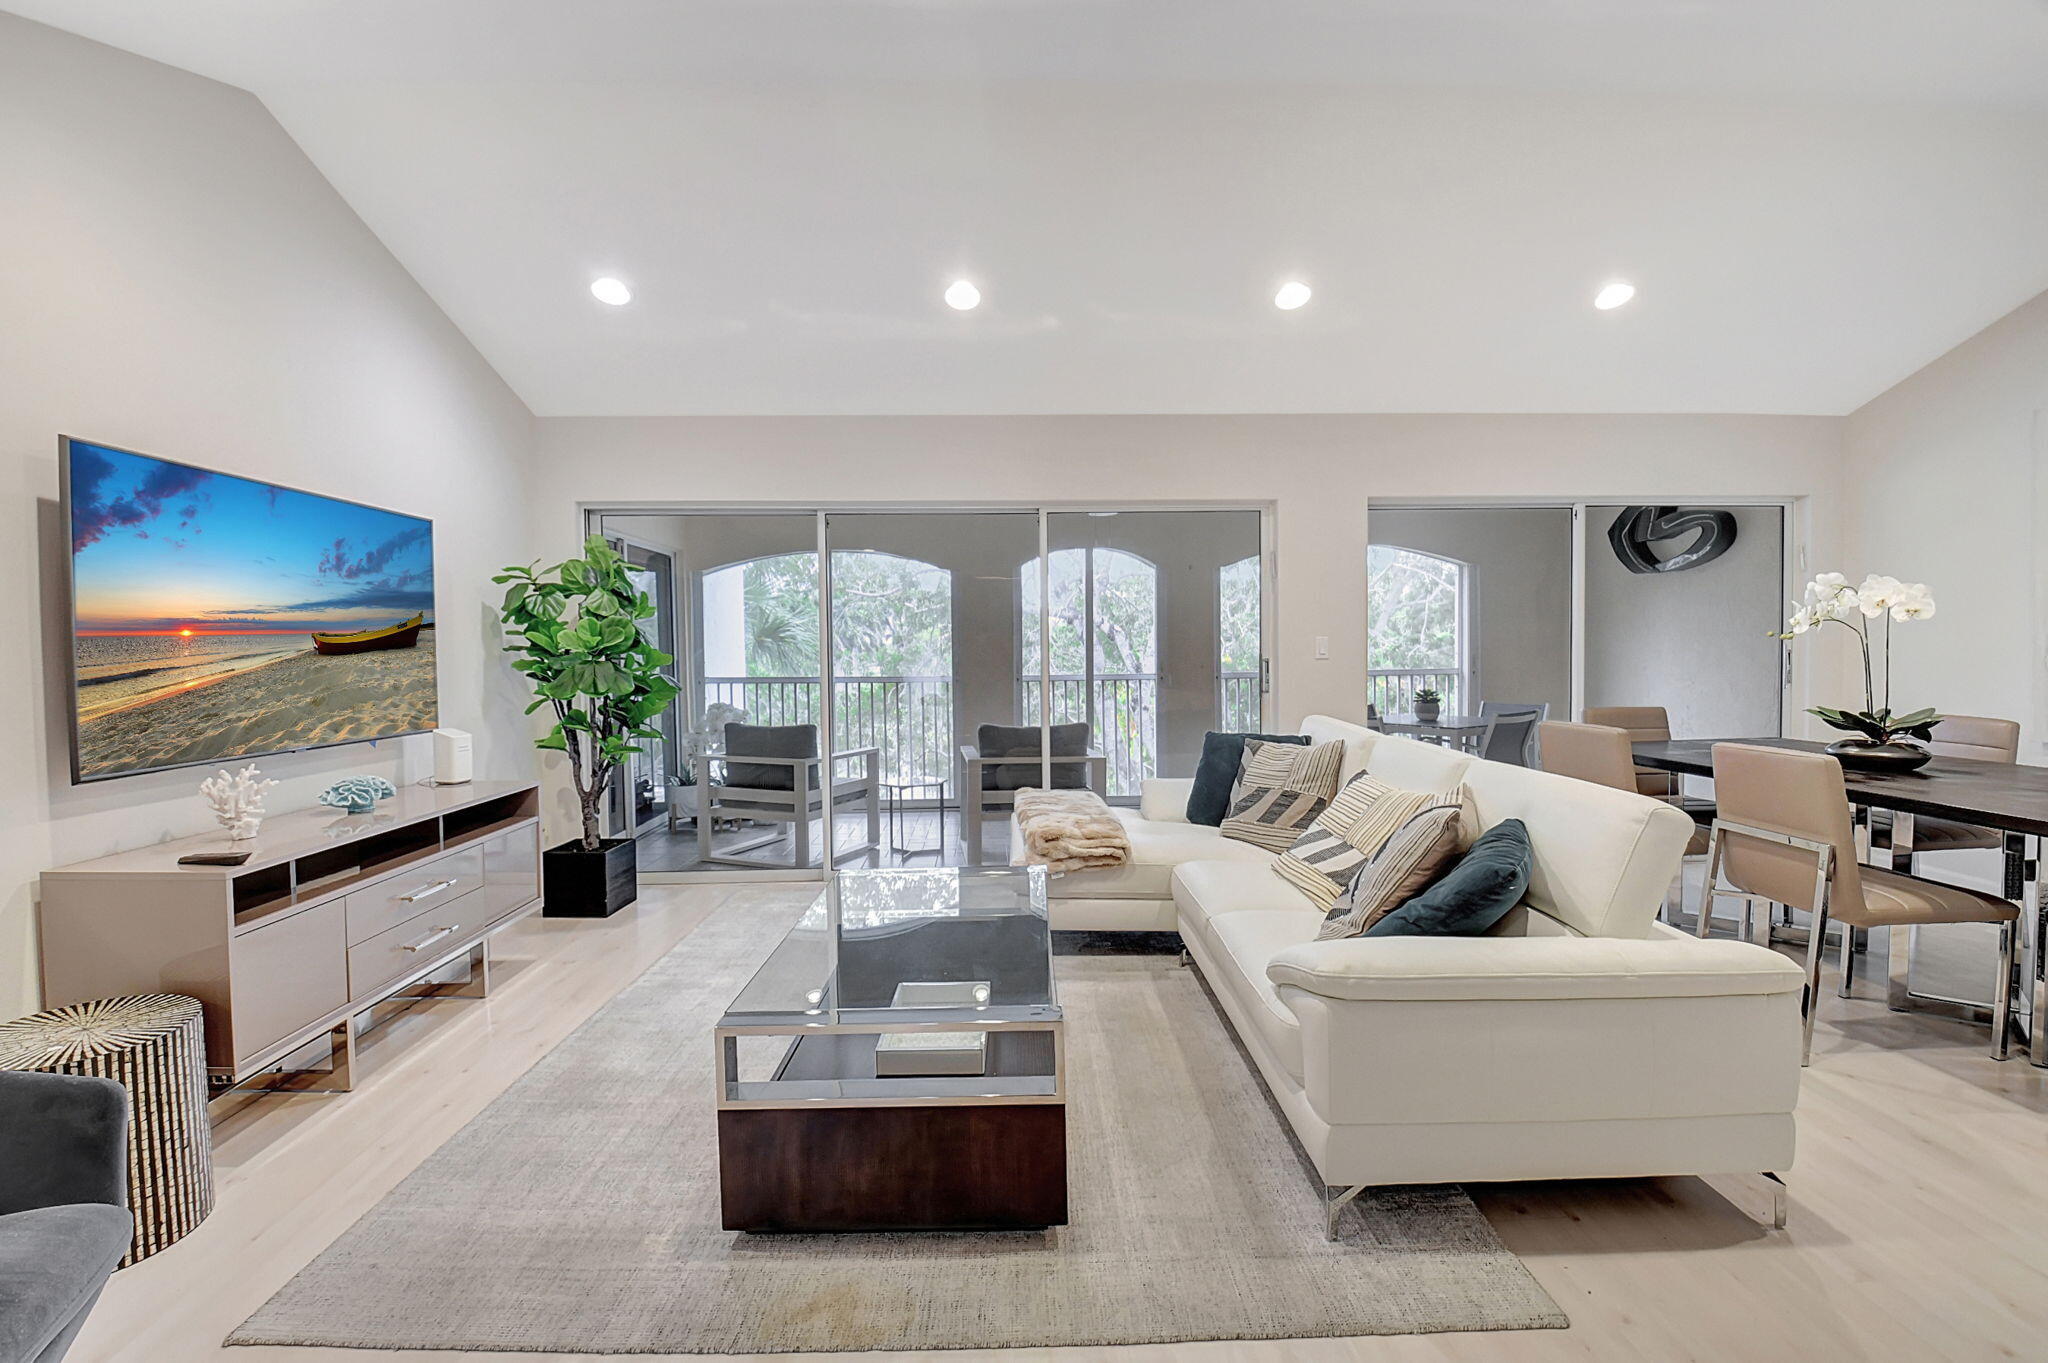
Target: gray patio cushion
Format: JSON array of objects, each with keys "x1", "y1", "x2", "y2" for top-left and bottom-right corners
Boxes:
[
  {"x1": 0, "y1": 1203, "x2": 132, "y2": 1363},
  {"x1": 977, "y1": 723, "x2": 1090, "y2": 790},
  {"x1": 722, "y1": 723, "x2": 817, "y2": 791}
]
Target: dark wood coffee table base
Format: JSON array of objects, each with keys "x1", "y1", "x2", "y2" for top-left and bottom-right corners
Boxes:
[{"x1": 718, "y1": 1103, "x2": 1067, "y2": 1232}]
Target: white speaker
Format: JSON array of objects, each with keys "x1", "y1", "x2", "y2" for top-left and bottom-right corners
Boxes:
[{"x1": 432, "y1": 728, "x2": 473, "y2": 785}]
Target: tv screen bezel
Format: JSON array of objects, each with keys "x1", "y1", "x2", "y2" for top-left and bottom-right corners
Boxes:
[{"x1": 60, "y1": 434, "x2": 442, "y2": 785}]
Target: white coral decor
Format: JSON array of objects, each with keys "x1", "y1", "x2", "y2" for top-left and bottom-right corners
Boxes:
[{"x1": 199, "y1": 764, "x2": 280, "y2": 841}]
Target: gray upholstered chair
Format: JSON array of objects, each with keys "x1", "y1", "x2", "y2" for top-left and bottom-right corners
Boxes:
[
  {"x1": 0, "y1": 1071, "x2": 132, "y2": 1363},
  {"x1": 1698, "y1": 742, "x2": 2019, "y2": 1064},
  {"x1": 959, "y1": 722, "x2": 1107, "y2": 864},
  {"x1": 1475, "y1": 701, "x2": 1547, "y2": 766},
  {"x1": 696, "y1": 722, "x2": 880, "y2": 869}
]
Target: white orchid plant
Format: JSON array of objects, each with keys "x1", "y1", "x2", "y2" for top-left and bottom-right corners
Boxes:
[{"x1": 1776, "y1": 572, "x2": 1939, "y2": 746}]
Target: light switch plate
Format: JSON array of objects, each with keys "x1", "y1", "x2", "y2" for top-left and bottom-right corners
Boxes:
[{"x1": 1314, "y1": 636, "x2": 1330, "y2": 659}]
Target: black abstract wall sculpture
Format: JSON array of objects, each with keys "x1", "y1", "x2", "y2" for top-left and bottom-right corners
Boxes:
[{"x1": 1607, "y1": 506, "x2": 1738, "y2": 574}]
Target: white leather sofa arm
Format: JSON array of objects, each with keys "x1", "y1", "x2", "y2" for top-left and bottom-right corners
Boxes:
[
  {"x1": 1266, "y1": 934, "x2": 1803, "y2": 1003},
  {"x1": 1138, "y1": 777, "x2": 1196, "y2": 822}
]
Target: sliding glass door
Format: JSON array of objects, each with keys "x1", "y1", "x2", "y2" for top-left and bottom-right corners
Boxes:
[
  {"x1": 1044, "y1": 510, "x2": 1266, "y2": 799},
  {"x1": 593, "y1": 505, "x2": 1268, "y2": 878},
  {"x1": 824, "y1": 512, "x2": 1040, "y2": 868}
]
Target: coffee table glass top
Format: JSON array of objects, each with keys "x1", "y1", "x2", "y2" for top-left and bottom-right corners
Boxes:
[{"x1": 721, "y1": 866, "x2": 1057, "y2": 1029}]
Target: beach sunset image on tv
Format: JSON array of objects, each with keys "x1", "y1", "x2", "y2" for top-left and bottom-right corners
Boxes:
[{"x1": 66, "y1": 439, "x2": 438, "y2": 780}]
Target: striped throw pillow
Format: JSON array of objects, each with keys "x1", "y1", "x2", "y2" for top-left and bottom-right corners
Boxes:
[
  {"x1": 1316, "y1": 803, "x2": 1467, "y2": 939},
  {"x1": 1272, "y1": 775, "x2": 1467, "y2": 911},
  {"x1": 1217, "y1": 740, "x2": 1344, "y2": 852}
]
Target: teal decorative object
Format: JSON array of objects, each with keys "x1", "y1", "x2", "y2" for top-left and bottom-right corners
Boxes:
[{"x1": 319, "y1": 775, "x2": 397, "y2": 815}]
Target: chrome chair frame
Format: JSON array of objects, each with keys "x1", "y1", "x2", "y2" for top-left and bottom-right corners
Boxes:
[{"x1": 1698, "y1": 816, "x2": 2018, "y2": 1063}]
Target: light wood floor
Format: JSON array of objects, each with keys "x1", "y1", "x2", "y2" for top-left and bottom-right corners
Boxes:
[{"x1": 66, "y1": 882, "x2": 2048, "y2": 1363}]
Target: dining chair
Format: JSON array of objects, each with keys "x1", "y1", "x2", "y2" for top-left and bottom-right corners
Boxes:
[
  {"x1": 696, "y1": 723, "x2": 881, "y2": 869},
  {"x1": 1476, "y1": 701, "x2": 1546, "y2": 765},
  {"x1": 1697, "y1": 742, "x2": 2018, "y2": 1064},
  {"x1": 1581, "y1": 705, "x2": 1716, "y2": 822},
  {"x1": 1866, "y1": 715, "x2": 2022, "y2": 873},
  {"x1": 1538, "y1": 721, "x2": 1709, "y2": 921}
]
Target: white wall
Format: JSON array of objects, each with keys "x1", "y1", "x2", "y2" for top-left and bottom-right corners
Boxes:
[
  {"x1": 1841, "y1": 287, "x2": 2048, "y2": 891},
  {"x1": 531, "y1": 412, "x2": 1845, "y2": 835},
  {"x1": 1845, "y1": 288, "x2": 2048, "y2": 760},
  {"x1": 0, "y1": 17, "x2": 536, "y2": 1019}
]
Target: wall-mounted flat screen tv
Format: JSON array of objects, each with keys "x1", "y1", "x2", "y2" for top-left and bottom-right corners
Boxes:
[{"x1": 63, "y1": 436, "x2": 438, "y2": 782}]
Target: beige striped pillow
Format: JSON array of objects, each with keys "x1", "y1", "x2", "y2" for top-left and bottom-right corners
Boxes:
[
  {"x1": 1316, "y1": 803, "x2": 1467, "y2": 938},
  {"x1": 1218, "y1": 739, "x2": 1344, "y2": 852},
  {"x1": 1273, "y1": 775, "x2": 1469, "y2": 910}
]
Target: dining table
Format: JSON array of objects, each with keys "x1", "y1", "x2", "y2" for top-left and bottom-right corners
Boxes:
[{"x1": 1632, "y1": 736, "x2": 2048, "y2": 1065}]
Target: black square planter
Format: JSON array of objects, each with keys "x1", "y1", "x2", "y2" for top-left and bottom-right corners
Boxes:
[{"x1": 542, "y1": 837, "x2": 638, "y2": 918}]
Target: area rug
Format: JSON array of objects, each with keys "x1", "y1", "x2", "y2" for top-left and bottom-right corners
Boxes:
[{"x1": 229, "y1": 894, "x2": 1566, "y2": 1352}]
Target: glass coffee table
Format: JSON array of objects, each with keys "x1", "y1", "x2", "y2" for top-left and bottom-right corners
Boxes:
[{"x1": 714, "y1": 866, "x2": 1066, "y2": 1232}]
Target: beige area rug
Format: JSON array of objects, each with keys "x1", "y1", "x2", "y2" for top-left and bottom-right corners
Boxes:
[{"x1": 229, "y1": 894, "x2": 1566, "y2": 1352}]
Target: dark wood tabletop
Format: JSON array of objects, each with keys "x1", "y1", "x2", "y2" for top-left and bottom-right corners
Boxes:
[{"x1": 1631, "y1": 738, "x2": 2048, "y2": 839}]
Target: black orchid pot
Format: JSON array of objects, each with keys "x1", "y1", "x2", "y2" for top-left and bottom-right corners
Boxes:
[
  {"x1": 543, "y1": 837, "x2": 638, "y2": 917},
  {"x1": 1824, "y1": 739, "x2": 1933, "y2": 774}
]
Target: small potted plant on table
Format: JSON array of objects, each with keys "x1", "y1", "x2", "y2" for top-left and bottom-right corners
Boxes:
[
  {"x1": 1412, "y1": 687, "x2": 1444, "y2": 723},
  {"x1": 496, "y1": 535, "x2": 680, "y2": 917}
]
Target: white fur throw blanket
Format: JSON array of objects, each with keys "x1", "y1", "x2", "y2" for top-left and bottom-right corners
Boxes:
[{"x1": 1013, "y1": 788, "x2": 1130, "y2": 872}]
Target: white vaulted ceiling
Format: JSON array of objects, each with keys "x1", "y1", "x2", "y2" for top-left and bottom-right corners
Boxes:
[{"x1": 11, "y1": 0, "x2": 2048, "y2": 416}]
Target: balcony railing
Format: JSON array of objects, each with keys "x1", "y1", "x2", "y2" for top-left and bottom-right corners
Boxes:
[
  {"x1": 702, "y1": 671, "x2": 1257, "y2": 802},
  {"x1": 1018, "y1": 673, "x2": 1158, "y2": 798},
  {"x1": 1367, "y1": 667, "x2": 1462, "y2": 716},
  {"x1": 700, "y1": 676, "x2": 953, "y2": 790},
  {"x1": 1219, "y1": 670, "x2": 1261, "y2": 732}
]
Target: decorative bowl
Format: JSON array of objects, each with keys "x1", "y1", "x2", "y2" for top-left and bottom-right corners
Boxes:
[{"x1": 1824, "y1": 739, "x2": 1932, "y2": 774}]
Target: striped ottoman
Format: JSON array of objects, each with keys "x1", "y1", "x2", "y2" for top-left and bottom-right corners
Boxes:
[{"x1": 0, "y1": 994, "x2": 215, "y2": 1264}]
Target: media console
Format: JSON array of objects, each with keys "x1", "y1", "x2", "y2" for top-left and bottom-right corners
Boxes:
[{"x1": 39, "y1": 780, "x2": 542, "y2": 1093}]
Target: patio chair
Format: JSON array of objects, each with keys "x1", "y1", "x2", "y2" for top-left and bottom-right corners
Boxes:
[
  {"x1": 959, "y1": 722, "x2": 1108, "y2": 865},
  {"x1": 1476, "y1": 700, "x2": 1547, "y2": 765},
  {"x1": 696, "y1": 722, "x2": 880, "y2": 869}
]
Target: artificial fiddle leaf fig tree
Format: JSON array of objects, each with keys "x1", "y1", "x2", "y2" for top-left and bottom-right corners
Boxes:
[{"x1": 496, "y1": 535, "x2": 680, "y2": 853}]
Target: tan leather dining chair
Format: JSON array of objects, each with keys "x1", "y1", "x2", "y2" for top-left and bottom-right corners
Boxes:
[
  {"x1": 1540, "y1": 721, "x2": 1709, "y2": 922},
  {"x1": 1581, "y1": 705, "x2": 1715, "y2": 821},
  {"x1": 1698, "y1": 743, "x2": 2018, "y2": 1064},
  {"x1": 1867, "y1": 715, "x2": 2022, "y2": 870}
]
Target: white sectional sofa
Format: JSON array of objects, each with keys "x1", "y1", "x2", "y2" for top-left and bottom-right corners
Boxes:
[{"x1": 1019, "y1": 714, "x2": 1806, "y2": 1234}]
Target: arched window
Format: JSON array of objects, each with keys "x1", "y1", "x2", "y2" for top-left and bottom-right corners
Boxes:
[
  {"x1": 1019, "y1": 547, "x2": 1158, "y2": 795},
  {"x1": 1366, "y1": 544, "x2": 1468, "y2": 714},
  {"x1": 698, "y1": 550, "x2": 953, "y2": 784},
  {"x1": 1218, "y1": 555, "x2": 1262, "y2": 730}
]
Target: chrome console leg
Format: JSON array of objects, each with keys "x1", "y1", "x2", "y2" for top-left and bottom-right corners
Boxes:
[{"x1": 1325, "y1": 1183, "x2": 1368, "y2": 1241}]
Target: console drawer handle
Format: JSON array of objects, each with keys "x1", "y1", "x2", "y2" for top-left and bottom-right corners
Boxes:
[
  {"x1": 401, "y1": 925, "x2": 456, "y2": 954},
  {"x1": 399, "y1": 878, "x2": 457, "y2": 904}
]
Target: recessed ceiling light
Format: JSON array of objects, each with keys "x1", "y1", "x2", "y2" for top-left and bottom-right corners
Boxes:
[
  {"x1": 590, "y1": 277, "x2": 632, "y2": 306},
  {"x1": 944, "y1": 279, "x2": 981, "y2": 311},
  {"x1": 1274, "y1": 281, "x2": 1312, "y2": 310},
  {"x1": 1593, "y1": 280, "x2": 1636, "y2": 311}
]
